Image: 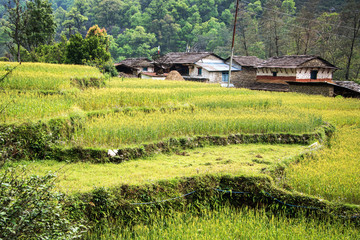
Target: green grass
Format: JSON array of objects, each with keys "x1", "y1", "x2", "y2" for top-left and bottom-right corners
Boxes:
[
  {"x1": 285, "y1": 126, "x2": 360, "y2": 205},
  {"x1": 0, "y1": 62, "x2": 102, "y2": 91},
  {"x1": 9, "y1": 144, "x2": 306, "y2": 194},
  {"x1": 70, "y1": 109, "x2": 322, "y2": 148},
  {"x1": 86, "y1": 206, "x2": 360, "y2": 240}
]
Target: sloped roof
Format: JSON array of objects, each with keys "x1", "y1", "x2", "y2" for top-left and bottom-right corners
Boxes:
[
  {"x1": 196, "y1": 62, "x2": 240, "y2": 72},
  {"x1": 334, "y1": 81, "x2": 360, "y2": 93},
  {"x1": 258, "y1": 55, "x2": 337, "y2": 69},
  {"x1": 156, "y1": 52, "x2": 222, "y2": 64},
  {"x1": 115, "y1": 58, "x2": 153, "y2": 68},
  {"x1": 228, "y1": 56, "x2": 264, "y2": 67}
]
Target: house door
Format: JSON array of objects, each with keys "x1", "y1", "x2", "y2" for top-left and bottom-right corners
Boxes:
[
  {"x1": 311, "y1": 70, "x2": 318, "y2": 80},
  {"x1": 222, "y1": 72, "x2": 229, "y2": 82}
]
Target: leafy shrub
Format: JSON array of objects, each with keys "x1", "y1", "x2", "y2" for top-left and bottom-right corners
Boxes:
[
  {"x1": 0, "y1": 57, "x2": 9, "y2": 62},
  {"x1": 0, "y1": 167, "x2": 85, "y2": 239},
  {"x1": 71, "y1": 77, "x2": 106, "y2": 89},
  {"x1": 101, "y1": 61, "x2": 118, "y2": 77}
]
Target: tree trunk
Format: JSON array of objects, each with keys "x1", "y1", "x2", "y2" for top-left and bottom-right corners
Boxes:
[
  {"x1": 241, "y1": 30, "x2": 249, "y2": 56},
  {"x1": 345, "y1": 23, "x2": 360, "y2": 80}
]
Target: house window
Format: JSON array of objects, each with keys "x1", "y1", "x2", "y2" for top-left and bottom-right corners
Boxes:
[
  {"x1": 272, "y1": 72, "x2": 277, "y2": 77},
  {"x1": 311, "y1": 70, "x2": 318, "y2": 80},
  {"x1": 143, "y1": 67, "x2": 148, "y2": 72},
  {"x1": 222, "y1": 72, "x2": 229, "y2": 82},
  {"x1": 198, "y1": 68, "x2": 202, "y2": 76}
]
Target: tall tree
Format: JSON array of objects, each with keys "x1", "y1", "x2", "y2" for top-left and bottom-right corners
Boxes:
[
  {"x1": 3, "y1": 0, "x2": 25, "y2": 62},
  {"x1": 294, "y1": 0, "x2": 320, "y2": 55},
  {"x1": 22, "y1": 0, "x2": 56, "y2": 52},
  {"x1": 260, "y1": 0, "x2": 283, "y2": 57},
  {"x1": 341, "y1": 0, "x2": 360, "y2": 80},
  {"x1": 62, "y1": 7, "x2": 88, "y2": 37},
  {"x1": 95, "y1": 0, "x2": 123, "y2": 33},
  {"x1": 114, "y1": 26, "x2": 157, "y2": 61}
]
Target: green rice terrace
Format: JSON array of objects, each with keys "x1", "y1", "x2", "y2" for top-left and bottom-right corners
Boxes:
[{"x1": 1, "y1": 62, "x2": 360, "y2": 239}]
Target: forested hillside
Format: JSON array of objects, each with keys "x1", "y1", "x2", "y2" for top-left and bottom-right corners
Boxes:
[{"x1": 0, "y1": 0, "x2": 359, "y2": 79}]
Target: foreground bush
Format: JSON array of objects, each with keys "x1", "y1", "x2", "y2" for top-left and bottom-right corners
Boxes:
[{"x1": 0, "y1": 167, "x2": 84, "y2": 239}]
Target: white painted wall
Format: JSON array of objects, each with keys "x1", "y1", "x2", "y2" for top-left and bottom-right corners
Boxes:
[
  {"x1": 296, "y1": 68, "x2": 332, "y2": 79},
  {"x1": 257, "y1": 68, "x2": 296, "y2": 77},
  {"x1": 189, "y1": 66, "x2": 220, "y2": 82}
]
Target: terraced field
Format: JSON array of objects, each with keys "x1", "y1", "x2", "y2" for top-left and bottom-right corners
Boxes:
[{"x1": 1, "y1": 62, "x2": 360, "y2": 239}]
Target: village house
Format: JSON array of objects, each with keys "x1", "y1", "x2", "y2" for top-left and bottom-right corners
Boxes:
[
  {"x1": 253, "y1": 55, "x2": 338, "y2": 95},
  {"x1": 256, "y1": 55, "x2": 337, "y2": 83},
  {"x1": 114, "y1": 58, "x2": 154, "y2": 76},
  {"x1": 113, "y1": 54, "x2": 360, "y2": 98},
  {"x1": 225, "y1": 56, "x2": 263, "y2": 88},
  {"x1": 154, "y1": 52, "x2": 241, "y2": 83}
]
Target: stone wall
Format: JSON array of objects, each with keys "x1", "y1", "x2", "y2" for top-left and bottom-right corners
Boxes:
[
  {"x1": 231, "y1": 67, "x2": 257, "y2": 88},
  {"x1": 289, "y1": 84, "x2": 334, "y2": 97}
]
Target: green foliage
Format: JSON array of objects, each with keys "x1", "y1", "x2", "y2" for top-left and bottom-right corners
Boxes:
[
  {"x1": 66, "y1": 33, "x2": 86, "y2": 64},
  {"x1": 22, "y1": 0, "x2": 56, "y2": 52},
  {"x1": 62, "y1": 7, "x2": 89, "y2": 37},
  {"x1": 71, "y1": 77, "x2": 106, "y2": 89},
  {"x1": 94, "y1": 0, "x2": 123, "y2": 32},
  {"x1": 114, "y1": 26, "x2": 157, "y2": 61},
  {"x1": 29, "y1": 35, "x2": 68, "y2": 64},
  {"x1": 0, "y1": 168, "x2": 84, "y2": 239}
]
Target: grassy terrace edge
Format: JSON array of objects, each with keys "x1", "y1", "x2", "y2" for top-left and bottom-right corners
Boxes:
[
  {"x1": 56, "y1": 123, "x2": 334, "y2": 163},
  {"x1": 68, "y1": 174, "x2": 360, "y2": 227},
  {"x1": 0, "y1": 115, "x2": 334, "y2": 162}
]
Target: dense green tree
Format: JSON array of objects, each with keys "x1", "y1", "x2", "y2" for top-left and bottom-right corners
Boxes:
[
  {"x1": 53, "y1": 7, "x2": 67, "y2": 41},
  {"x1": 62, "y1": 7, "x2": 88, "y2": 37},
  {"x1": 260, "y1": 0, "x2": 285, "y2": 57},
  {"x1": 193, "y1": 0, "x2": 219, "y2": 22},
  {"x1": 314, "y1": 12, "x2": 342, "y2": 67},
  {"x1": 340, "y1": 0, "x2": 360, "y2": 80},
  {"x1": 2, "y1": 0, "x2": 25, "y2": 62},
  {"x1": 146, "y1": 0, "x2": 168, "y2": 20},
  {"x1": 66, "y1": 25, "x2": 110, "y2": 64},
  {"x1": 50, "y1": 0, "x2": 73, "y2": 10},
  {"x1": 33, "y1": 34, "x2": 67, "y2": 63},
  {"x1": 114, "y1": 26, "x2": 157, "y2": 61},
  {"x1": 22, "y1": 0, "x2": 56, "y2": 52},
  {"x1": 95, "y1": 0, "x2": 123, "y2": 33},
  {"x1": 292, "y1": 0, "x2": 320, "y2": 55},
  {"x1": 66, "y1": 32, "x2": 85, "y2": 64},
  {"x1": 0, "y1": 25, "x2": 10, "y2": 58}
]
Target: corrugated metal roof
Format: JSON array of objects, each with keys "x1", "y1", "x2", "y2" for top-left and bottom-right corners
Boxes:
[{"x1": 196, "y1": 62, "x2": 241, "y2": 72}]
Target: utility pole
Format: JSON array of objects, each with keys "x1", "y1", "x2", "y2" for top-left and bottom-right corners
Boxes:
[{"x1": 228, "y1": 0, "x2": 240, "y2": 88}]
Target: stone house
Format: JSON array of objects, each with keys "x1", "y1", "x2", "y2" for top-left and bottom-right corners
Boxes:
[
  {"x1": 251, "y1": 55, "x2": 339, "y2": 95},
  {"x1": 225, "y1": 56, "x2": 263, "y2": 88},
  {"x1": 256, "y1": 55, "x2": 337, "y2": 83},
  {"x1": 115, "y1": 58, "x2": 154, "y2": 76},
  {"x1": 154, "y1": 52, "x2": 240, "y2": 83}
]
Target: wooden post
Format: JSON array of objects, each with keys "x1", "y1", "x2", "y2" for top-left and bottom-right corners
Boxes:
[{"x1": 228, "y1": 0, "x2": 240, "y2": 88}]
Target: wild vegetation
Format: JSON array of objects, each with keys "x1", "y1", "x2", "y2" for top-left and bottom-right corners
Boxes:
[{"x1": 1, "y1": 62, "x2": 360, "y2": 238}]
